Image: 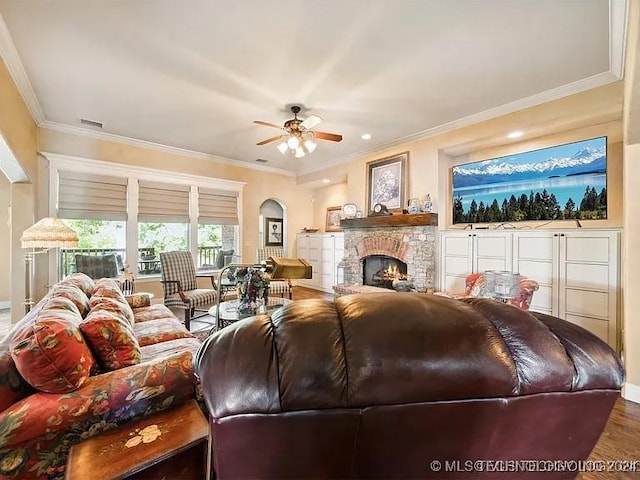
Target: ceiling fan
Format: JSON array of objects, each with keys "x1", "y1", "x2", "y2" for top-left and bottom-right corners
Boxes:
[{"x1": 254, "y1": 106, "x2": 343, "y2": 158}]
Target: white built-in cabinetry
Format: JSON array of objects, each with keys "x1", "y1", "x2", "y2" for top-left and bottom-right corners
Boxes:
[
  {"x1": 440, "y1": 229, "x2": 620, "y2": 350},
  {"x1": 296, "y1": 232, "x2": 344, "y2": 293}
]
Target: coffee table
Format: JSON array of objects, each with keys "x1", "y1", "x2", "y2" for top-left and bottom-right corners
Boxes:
[{"x1": 209, "y1": 297, "x2": 292, "y2": 330}]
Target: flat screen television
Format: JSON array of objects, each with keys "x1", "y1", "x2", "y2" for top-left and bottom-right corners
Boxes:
[{"x1": 452, "y1": 136, "x2": 607, "y2": 224}]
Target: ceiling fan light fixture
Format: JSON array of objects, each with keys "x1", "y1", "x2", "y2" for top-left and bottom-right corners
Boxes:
[
  {"x1": 304, "y1": 138, "x2": 317, "y2": 153},
  {"x1": 276, "y1": 141, "x2": 288, "y2": 154},
  {"x1": 287, "y1": 136, "x2": 300, "y2": 150},
  {"x1": 295, "y1": 147, "x2": 305, "y2": 158}
]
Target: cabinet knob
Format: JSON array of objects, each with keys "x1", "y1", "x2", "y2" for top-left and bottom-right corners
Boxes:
[
  {"x1": 554, "y1": 234, "x2": 558, "y2": 237},
  {"x1": 560, "y1": 233, "x2": 565, "y2": 237}
]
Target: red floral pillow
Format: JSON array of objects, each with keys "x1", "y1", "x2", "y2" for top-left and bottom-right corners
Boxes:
[
  {"x1": 80, "y1": 310, "x2": 141, "y2": 371},
  {"x1": 94, "y1": 278, "x2": 121, "y2": 292},
  {"x1": 89, "y1": 295, "x2": 135, "y2": 326},
  {"x1": 60, "y1": 272, "x2": 96, "y2": 297},
  {"x1": 50, "y1": 284, "x2": 90, "y2": 317},
  {"x1": 42, "y1": 296, "x2": 81, "y2": 316},
  {"x1": 10, "y1": 317, "x2": 95, "y2": 393}
]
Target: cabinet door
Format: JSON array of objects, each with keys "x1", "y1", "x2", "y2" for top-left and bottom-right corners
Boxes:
[
  {"x1": 512, "y1": 231, "x2": 558, "y2": 316},
  {"x1": 440, "y1": 232, "x2": 473, "y2": 292},
  {"x1": 473, "y1": 232, "x2": 512, "y2": 273},
  {"x1": 307, "y1": 235, "x2": 321, "y2": 287},
  {"x1": 558, "y1": 231, "x2": 618, "y2": 349},
  {"x1": 320, "y1": 234, "x2": 334, "y2": 291},
  {"x1": 296, "y1": 234, "x2": 310, "y2": 286},
  {"x1": 333, "y1": 233, "x2": 345, "y2": 285}
]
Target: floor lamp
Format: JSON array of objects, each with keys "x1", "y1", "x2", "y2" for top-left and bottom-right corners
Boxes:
[{"x1": 20, "y1": 217, "x2": 79, "y2": 313}]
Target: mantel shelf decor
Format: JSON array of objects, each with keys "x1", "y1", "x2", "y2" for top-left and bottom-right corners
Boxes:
[{"x1": 340, "y1": 213, "x2": 438, "y2": 229}]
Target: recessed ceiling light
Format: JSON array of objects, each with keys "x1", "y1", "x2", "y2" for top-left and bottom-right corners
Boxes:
[
  {"x1": 322, "y1": 179, "x2": 331, "y2": 184},
  {"x1": 507, "y1": 131, "x2": 523, "y2": 139},
  {"x1": 361, "y1": 133, "x2": 372, "y2": 140}
]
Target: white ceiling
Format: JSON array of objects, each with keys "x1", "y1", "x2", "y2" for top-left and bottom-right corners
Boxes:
[{"x1": 0, "y1": 0, "x2": 624, "y2": 175}]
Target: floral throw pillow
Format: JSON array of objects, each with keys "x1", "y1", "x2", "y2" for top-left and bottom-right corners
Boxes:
[
  {"x1": 41, "y1": 296, "x2": 81, "y2": 316},
  {"x1": 60, "y1": 272, "x2": 96, "y2": 297},
  {"x1": 80, "y1": 309, "x2": 141, "y2": 371},
  {"x1": 10, "y1": 317, "x2": 95, "y2": 393},
  {"x1": 89, "y1": 295, "x2": 135, "y2": 327},
  {"x1": 50, "y1": 284, "x2": 90, "y2": 317}
]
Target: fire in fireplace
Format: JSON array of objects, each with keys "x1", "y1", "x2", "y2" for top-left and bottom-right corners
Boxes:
[{"x1": 363, "y1": 255, "x2": 408, "y2": 290}]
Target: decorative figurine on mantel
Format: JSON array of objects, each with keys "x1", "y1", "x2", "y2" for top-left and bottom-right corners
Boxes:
[
  {"x1": 422, "y1": 194, "x2": 433, "y2": 213},
  {"x1": 408, "y1": 198, "x2": 421, "y2": 214}
]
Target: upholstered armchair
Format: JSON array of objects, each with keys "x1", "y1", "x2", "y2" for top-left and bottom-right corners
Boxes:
[
  {"x1": 159, "y1": 250, "x2": 217, "y2": 330},
  {"x1": 437, "y1": 272, "x2": 539, "y2": 311},
  {"x1": 74, "y1": 253, "x2": 122, "y2": 279},
  {"x1": 257, "y1": 247, "x2": 292, "y2": 299}
]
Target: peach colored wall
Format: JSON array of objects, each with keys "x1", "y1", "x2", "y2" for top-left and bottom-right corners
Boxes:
[
  {"x1": 312, "y1": 182, "x2": 348, "y2": 232},
  {"x1": 301, "y1": 83, "x2": 623, "y2": 231},
  {"x1": 0, "y1": 174, "x2": 9, "y2": 304},
  {"x1": 622, "y1": 0, "x2": 640, "y2": 391},
  {"x1": 0, "y1": 56, "x2": 38, "y2": 322},
  {"x1": 38, "y1": 128, "x2": 316, "y2": 295}
]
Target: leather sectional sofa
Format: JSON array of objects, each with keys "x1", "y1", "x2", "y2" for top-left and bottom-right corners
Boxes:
[{"x1": 196, "y1": 293, "x2": 624, "y2": 479}]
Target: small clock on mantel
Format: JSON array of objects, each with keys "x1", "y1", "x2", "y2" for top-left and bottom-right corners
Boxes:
[{"x1": 370, "y1": 203, "x2": 391, "y2": 216}]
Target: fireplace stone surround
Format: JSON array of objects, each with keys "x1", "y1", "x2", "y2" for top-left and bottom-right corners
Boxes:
[{"x1": 339, "y1": 214, "x2": 438, "y2": 293}]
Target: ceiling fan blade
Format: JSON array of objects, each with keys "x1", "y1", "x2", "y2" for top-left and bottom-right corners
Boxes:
[
  {"x1": 257, "y1": 135, "x2": 283, "y2": 146},
  {"x1": 300, "y1": 115, "x2": 323, "y2": 130},
  {"x1": 254, "y1": 120, "x2": 283, "y2": 129},
  {"x1": 312, "y1": 131, "x2": 343, "y2": 142}
]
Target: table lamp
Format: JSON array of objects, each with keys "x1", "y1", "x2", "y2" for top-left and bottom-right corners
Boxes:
[{"x1": 21, "y1": 217, "x2": 79, "y2": 313}]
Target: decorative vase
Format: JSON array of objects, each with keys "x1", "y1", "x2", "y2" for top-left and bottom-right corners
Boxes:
[{"x1": 236, "y1": 267, "x2": 270, "y2": 315}]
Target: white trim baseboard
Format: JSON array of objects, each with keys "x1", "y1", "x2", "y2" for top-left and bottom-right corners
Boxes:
[
  {"x1": 622, "y1": 382, "x2": 640, "y2": 404},
  {"x1": 0, "y1": 301, "x2": 10, "y2": 310}
]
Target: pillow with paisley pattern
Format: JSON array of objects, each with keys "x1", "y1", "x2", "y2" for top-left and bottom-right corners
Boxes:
[
  {"x1": 60, "y1": 272, "x2": 96, "y2": 297},
  {"x1": 10, "y1": 316, "x2": 95, "y2": 393},
  {"x1": 80, "y1": 309, "x2": 141, "y2": 371}
]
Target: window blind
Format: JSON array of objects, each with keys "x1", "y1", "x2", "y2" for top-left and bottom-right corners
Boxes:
[
  {"x1": 138, "y1": 181, "x2": 190, "y2": 223},
  {"x1": 58, "y1": 171, "x2": 128, "y2": 220},
  {"x1": 198, "y1": 188, "x2": 239, "y2": 225}
]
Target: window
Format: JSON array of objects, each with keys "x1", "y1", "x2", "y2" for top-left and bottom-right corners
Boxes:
[
  {"x1": 57, "y1": 171, "x2": 128, "y2": 278},
  {"x1": 50, "y1": 155, "x2": 244, "y2": 282},
  {"x1": 197, "y1": 188, "x2": 239, "y2": 271}
]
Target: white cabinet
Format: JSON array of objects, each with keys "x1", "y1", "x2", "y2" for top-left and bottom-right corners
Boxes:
[
  {"x1": 297, "y1": 232, "x2": 344, "y2": 293},
  {"x1": 440, "y1": 229, "x2": 620, "y2": 350},
  {"x1": 513, "y1": 230, "x2": 619, "y2": 349},
  {"x1": 440, "y1": 231, "x2": 512, "y2": 292}
]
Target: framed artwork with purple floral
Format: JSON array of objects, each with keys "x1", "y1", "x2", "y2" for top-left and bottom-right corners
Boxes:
[{"x1": 366, "y1": 152, "x2": 408, "y2": 214}]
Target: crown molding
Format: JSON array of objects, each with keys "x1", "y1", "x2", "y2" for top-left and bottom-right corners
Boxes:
[
  {"x1": 298, "y1": 71, "x2": 621, "y2": 176},
  {"x1": 42, "y1": 151, "x2": 247, "y2": 190},
  {"x1": 40, "y1": 121, "x2": 296, "y2": 177},
  {"x1": 610, "y1": 0, "x2": 628, "y2": 78},
  {"x1": 0, "y1": 13, "x2": 44, "y2": 124}
]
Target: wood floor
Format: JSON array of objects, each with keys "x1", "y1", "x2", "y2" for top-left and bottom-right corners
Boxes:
[{"x1": 285, "y1": 288, "x2": 640, "y2": 479}]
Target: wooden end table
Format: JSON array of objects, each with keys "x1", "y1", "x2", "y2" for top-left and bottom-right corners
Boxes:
[{"x1": 66, "y1": 400, "x2": 208, "y2": 480}]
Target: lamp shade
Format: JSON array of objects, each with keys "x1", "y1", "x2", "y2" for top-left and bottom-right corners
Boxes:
[{"x1": 21, "y1": 217, "x2": 79, "y2": 249}]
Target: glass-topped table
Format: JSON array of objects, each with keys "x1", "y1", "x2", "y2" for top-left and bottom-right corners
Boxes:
[{"x1": 208, "y1": 297, "x2": 292, "y2": 331}]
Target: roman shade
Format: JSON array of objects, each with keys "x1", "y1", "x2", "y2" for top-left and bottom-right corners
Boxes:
[
  {"x1": 198, "y1": 188, "x2": 239, "y2": 225},
  {"x1": 138, "y1": 182, "x2": 190, "y2": 223},
  {"x1": 58, "y1": 171, "x2": 127, "y2": 221}
]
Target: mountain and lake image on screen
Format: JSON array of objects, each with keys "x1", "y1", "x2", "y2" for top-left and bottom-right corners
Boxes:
[{"x1": 452, "y1": 136, "x2": 607, "y2": 224}]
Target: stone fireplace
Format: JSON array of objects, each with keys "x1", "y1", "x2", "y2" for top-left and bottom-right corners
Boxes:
[{"x1": 339, "y1": 214, "x2": 437, "y2": 292}]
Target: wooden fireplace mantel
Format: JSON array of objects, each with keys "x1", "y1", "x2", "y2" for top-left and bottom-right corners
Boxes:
[{"x1": 340, "y1": 213, "x2": 438, "y2": 229}]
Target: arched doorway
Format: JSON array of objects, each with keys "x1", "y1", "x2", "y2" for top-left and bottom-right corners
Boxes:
[{"x1": 258, "y1": 198, "x2": 287, "y2": 253}]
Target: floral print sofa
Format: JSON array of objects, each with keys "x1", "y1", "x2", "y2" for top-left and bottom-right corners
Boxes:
[{"x1": 0, "y1": 273, "x2": 202, "y2": 480}]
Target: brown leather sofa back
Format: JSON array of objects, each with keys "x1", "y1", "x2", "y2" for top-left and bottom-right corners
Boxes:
[{"x1": 195, "y1": 293, "x2": 624, "y2": 479}]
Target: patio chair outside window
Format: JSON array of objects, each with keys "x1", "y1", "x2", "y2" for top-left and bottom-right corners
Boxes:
[
  {"x1": 74, "y1": 254, "x2": 122, "y2": 280},
  {"x1": 159, "y1": 250, "x2": 217, "y2": 330}
]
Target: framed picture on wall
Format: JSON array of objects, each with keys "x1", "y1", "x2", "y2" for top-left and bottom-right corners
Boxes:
[
  {"x1": 326, "y1": 206, "x2": 343, "y2": 232},
  {"x1": 366, "y1": 152, "x2": 409, "y2": 214},
  {"x1": 265, "y1": 217, "x2": 283, "y2": 246}
]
